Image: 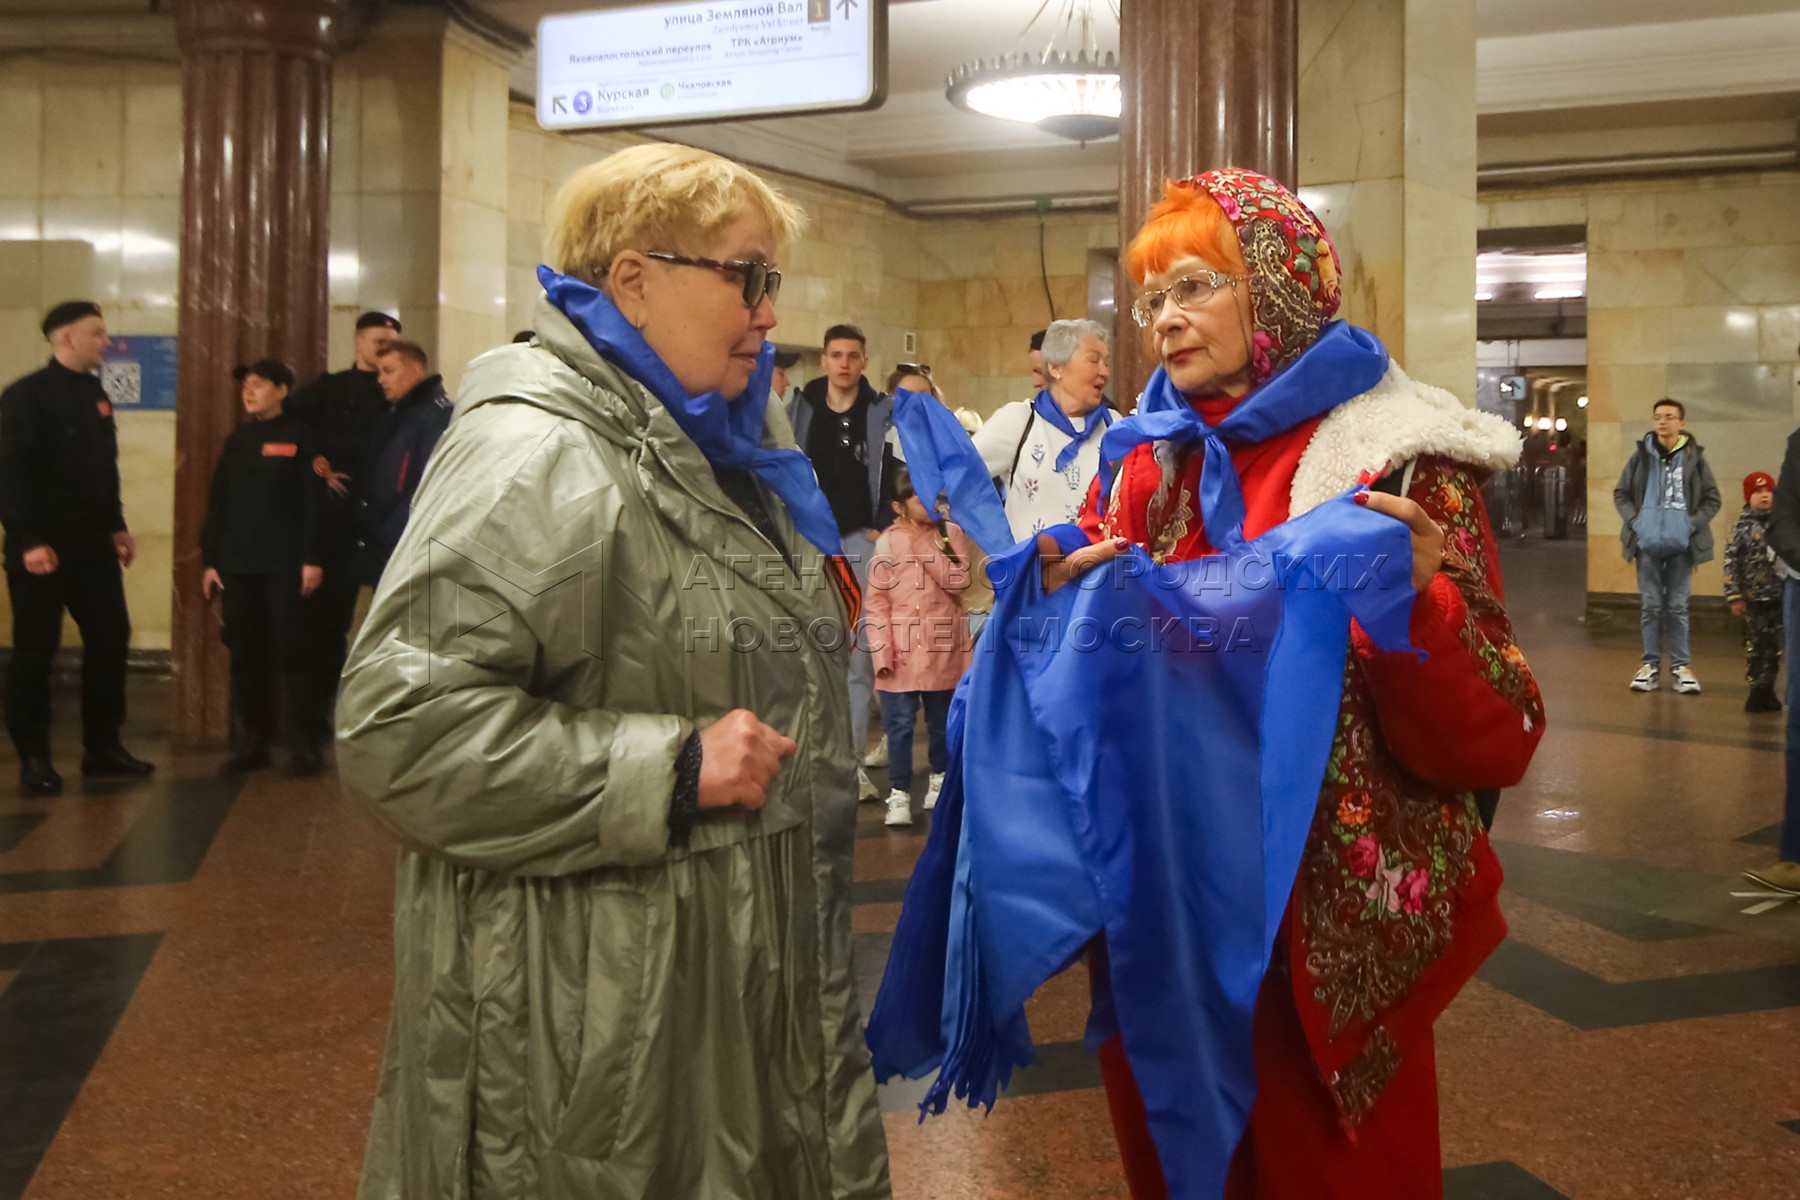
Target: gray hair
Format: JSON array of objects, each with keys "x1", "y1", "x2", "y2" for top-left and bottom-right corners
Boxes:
[{"x1": 1039, "y1": 318, "x2": 1110, "y2": 369}]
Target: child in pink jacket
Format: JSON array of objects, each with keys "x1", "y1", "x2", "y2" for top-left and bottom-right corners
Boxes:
[{"x1": 866, "y1": 466, "x2": 975, "y2": 827}]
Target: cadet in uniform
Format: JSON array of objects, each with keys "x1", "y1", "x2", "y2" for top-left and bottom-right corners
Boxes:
[
  {"x1": 200, "y1": 360, "x2": 327, "y2": 776},
  {"x1": 0, "y1": 301, "x2": 153, "y2": 795},
  {"x1": 288, "y1": 310, "x2": 399, "y2": 733}
]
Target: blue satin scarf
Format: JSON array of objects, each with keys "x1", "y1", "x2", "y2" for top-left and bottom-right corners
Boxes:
[
  {"x1": 1032, "y1": 389, "x2": 1114, "y2": 473},
  {"x1": 1098, "y1": 321, "x2": 1389, "y2": 550},
  {"x1": 866, "y1": 495, "x2": 1419, "y2": 1199},
  {"x1": 538, "y1": 264, "x2": 844, "y2": 557},
  {"x1": 890, "y1": 388, "x2": 1017, "y2": 557}
]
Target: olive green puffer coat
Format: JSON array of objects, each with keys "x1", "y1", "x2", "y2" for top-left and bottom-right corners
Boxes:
[{"x1": 337, "y1": 296, "x2": 891, "y2": 1199}]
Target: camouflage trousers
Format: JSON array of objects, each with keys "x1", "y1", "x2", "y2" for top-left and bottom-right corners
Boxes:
[{"x1": 1744, "y1": 599, "x2": 1783, "y2": 687}]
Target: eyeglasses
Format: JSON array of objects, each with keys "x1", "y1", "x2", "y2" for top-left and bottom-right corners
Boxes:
[
  {"x1": 895, "y1": 362, "x2": 931, "y2": 376},
  {"x1": 1129, "y1": 270, "x2": 1248, "y2": 328},
  {"x1": 642, "y1": 252, "x2": 782, "y2": 307}
]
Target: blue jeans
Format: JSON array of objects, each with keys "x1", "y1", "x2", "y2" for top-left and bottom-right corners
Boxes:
[
  {"x1": 1637, "y1": 550, "x2": 1693, "y2": 667},
  {"x1": 878, "y1": 688, "x2": 953, "y2": 793},
  {"x1": 1781, "y1": 580, "x2": 1800, "y2": 861}
]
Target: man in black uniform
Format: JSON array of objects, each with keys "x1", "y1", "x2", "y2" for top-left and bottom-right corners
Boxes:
[
  {"x1": 287, "y1": 311, "x2": 399, "y2": 734},
  {"x1": 0, "y1": 301, "x2": 153, "y2": 795},
  {"x1": 200, "y1": 360, "x2": 326, "y2": 777}
]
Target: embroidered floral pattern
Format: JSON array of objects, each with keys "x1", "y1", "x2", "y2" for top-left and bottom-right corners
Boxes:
[
  {"x1": 1299, "y1": 461, "x2": 1539, "y2": 1118},
  {"x1": 1330, "y1": 1027, "x2": 1402, "y2": 1126},
  {"x1": 1184, "y1": 167, "x2": 1343, "y2": 381}
]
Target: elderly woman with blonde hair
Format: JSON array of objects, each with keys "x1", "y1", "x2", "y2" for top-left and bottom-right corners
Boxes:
[{"x1": 336, "y1": 143, "x2": 890, "y2": 1199}]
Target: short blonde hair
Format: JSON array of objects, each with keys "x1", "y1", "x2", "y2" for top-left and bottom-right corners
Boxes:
[{"x1": 545, "y1": 144, "x2": 806, "y2": 284}]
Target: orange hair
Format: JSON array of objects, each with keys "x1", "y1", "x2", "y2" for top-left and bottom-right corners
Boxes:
[{"x1": 1124, "y1": 180, "x2": 1247, "y2": 285}]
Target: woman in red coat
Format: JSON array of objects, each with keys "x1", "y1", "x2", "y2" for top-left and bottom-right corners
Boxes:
[{"x1": 1050, "y1": 169, "x2": 1546, "y2": 1199}]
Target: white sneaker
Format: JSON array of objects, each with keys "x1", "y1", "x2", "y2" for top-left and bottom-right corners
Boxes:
[
  {"x1": 857, "y1": 767, "x2": 878, "y2": 802},
  {"x1": 863, "y1": 734, "x2": 889, "y2": 768},
  {"x1": 923, "y1": 772, "x2": 945, "y2": 811},
  {"x1": 1629, "y1": 664, "x2": 1659, "y2": 691},
  {"x1": 1672, "y1": 665, "x2": 1701, "y2": 695},
  {"x1": 884, "y1": 788, "x2": 913, "y2": 827}
]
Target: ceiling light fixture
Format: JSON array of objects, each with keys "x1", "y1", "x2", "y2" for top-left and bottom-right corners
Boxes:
[
  {"x1": 1534, "y1": 287, "x2": 1584, "y2": 301},
  {"x1": 946, "y1": 0, "x2": 1121, "y2": 144}
]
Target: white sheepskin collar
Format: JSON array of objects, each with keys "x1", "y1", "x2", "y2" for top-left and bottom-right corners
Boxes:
[{"x1": 1289, "y1": 363, "x2": 1521, "y2": 516}]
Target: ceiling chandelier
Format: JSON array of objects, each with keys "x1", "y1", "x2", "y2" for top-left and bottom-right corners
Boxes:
[{"x1": 945, "y1": 0, "x2": 1121, "y2": 144}]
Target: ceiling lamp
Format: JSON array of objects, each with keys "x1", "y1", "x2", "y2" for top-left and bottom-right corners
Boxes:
[{"x1": 946, "y1": 0, "x2": 1121, "y2": 144}]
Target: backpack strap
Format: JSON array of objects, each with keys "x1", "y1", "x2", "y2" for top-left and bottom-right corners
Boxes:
[{"x1": 1007, "y1": 407, "x2": 1039, "y2": 484}]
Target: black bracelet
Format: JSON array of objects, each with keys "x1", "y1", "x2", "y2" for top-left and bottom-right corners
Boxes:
[{"x1": 668, "y1": 731, "x2": 703, "y2": 849}]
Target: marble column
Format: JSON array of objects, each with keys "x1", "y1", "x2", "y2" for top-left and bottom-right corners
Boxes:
[
  {"x1": 172, "y1": 0, "x2": 365, "y2": 742},
  {"x1": 1116, "y1": 0, "x2": 1298, "y2": 405},
  {"x1": 1297, "y1": 0, "x2": 1478, "y2": 402}
]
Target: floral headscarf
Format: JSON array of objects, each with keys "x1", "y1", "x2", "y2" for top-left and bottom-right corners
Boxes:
[{"x1": 1181, "y1": 168, "x2": 1343, "y2": 383}]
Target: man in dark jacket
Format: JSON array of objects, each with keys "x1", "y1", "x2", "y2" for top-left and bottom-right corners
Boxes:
[
  {"x1": 362, "y1": 339, "x2": 453, "y2": 586},
  {"x1": 1750, "y1": 427, "x2": 1800, "y2": 894},
  {"x1": 1613, "y1": 398, "x2": 1720, "y2": 695},
  {"x1": 0, "y1": 301, "x2": 153, "y2": 794},
  {"x1": 786, "y1": 323, "x2": 894, "y2": 800},
  {"x1": 288, "y1": 310, "x2": 399, "y2": 733},
  {"x1": 200, "y1": 360, "x2": 327, "y2": 776}
]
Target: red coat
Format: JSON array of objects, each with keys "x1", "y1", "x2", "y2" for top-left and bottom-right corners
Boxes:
[{"x1": 1080, "y1": 365, "x2": 1546, "y2": 1199}]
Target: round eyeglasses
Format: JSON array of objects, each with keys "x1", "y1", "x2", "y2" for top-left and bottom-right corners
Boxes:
[
  {"x1": 1129, "y1": 270, "x2": 1248, "y2": 328},
  {"x1": 642, "y1": 251, "x2": 782, "y2": 307}
]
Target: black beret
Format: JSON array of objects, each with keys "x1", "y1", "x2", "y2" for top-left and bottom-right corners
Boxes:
[
  {"x1": 355, "y1": 311, "x2": 402, "y2": 333},
  {"x1": 41, "y1": 300, "x2": 103, "y2": 338},
  {"x1": 232, "y1": 358, "x2": 296, "y2": 389}
]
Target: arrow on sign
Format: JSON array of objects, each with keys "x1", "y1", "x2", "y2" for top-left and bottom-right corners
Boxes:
[
  {"x1": 552, "y1": 95, "x2": 568, "y2": 114},
  {"x1": 837, "y1": 0, "x2": 856, "y2": 16}
]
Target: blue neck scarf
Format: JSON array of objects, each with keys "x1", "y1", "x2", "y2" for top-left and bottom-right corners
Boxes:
[
  {"x1": 538, "y1": 265, "x2": 844, "y2": 557},
  {"x1": 1099, "y1": 321, "x2": 1389, "y2": 550},
  {"x1": 1033, "y1": 389, "x2": 1113, "y2": 473}
]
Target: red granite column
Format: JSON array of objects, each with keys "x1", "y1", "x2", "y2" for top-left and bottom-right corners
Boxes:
[
  {"x1": 1115, "y1": 0, "x2": 1297, "y2": 406},
  {"x1": 172, "y1": 0, "x2": 365, "y2": 742}
]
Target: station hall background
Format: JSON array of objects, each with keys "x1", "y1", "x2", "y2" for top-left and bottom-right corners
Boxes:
[{"x1": 3, "y1": 0, "x2": 1800, "y2": 1195}]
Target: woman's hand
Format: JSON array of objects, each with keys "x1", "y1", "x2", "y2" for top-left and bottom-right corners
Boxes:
[
  {"x1": 1354, "y1": 490, "x2": 1445, "y2": 593},
  {"x1": 1040, "y1": 534, "x2": 1129, "y2": 594},
  {"x1": 201, "y1": 567, "x2": 223, "y2": 599},
  {"x1": 697, "y1": 709, "x2": 797, "y2": 812}
]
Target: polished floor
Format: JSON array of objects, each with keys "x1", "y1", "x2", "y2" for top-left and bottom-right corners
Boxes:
[{"x1": 3, "y1": 536, "x2": 1799, "y2": 1199}]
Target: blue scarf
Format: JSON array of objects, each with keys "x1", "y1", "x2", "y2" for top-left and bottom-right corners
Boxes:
[
  {"x1": 1033, "y1": 389, "x2": 1113, "y2": 473},
  {"x1": 1099, "y1": 321, "x2": 1389, "y2": 550},
  {"x1": 538, "y1": 265, "x2": 844, "y2": 557},
  {"x1": 867, "y1": 497, "x2": 1418, "y2": 1199},
  {"x1": 890, "y1": 388, "x2": 1017, "y2": 557}
]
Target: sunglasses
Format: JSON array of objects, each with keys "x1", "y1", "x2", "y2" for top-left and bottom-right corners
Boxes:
[
  {"x1": 895, "y1": 362, "x2": 931, "y2": 376},
  {"x1": 643, "y1": 252, "x2": 782, "y2": 307}
]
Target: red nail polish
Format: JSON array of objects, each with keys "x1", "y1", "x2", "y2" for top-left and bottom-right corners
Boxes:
[{"x1": 1353, "y1": 492, "x2": 1368, "y2": 505}]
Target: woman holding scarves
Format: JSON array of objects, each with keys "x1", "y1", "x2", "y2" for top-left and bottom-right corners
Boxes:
[{"x1": 871, "y1": 169, "x2": 1545, "y2": 1200}]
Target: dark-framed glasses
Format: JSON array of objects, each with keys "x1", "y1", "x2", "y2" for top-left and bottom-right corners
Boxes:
[
  {"x1": 642, "y1": 251, "x2": 782, "y2": 307},
  {"x1": 895, "y1": 362, "x2": 931, "y2": 376},
  {"x1": 1130, "y1": 269, "x2": 1248, "y2": 328}
]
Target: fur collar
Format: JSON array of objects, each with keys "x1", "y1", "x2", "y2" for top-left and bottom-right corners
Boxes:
[{"x1": 1289, "y1": 363, "x2": 1521, "y2": 516}]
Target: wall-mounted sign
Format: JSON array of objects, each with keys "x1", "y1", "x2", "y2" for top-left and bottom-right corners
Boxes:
[
  {"x1": 537, "y1": 0, "x2": 887, "y2": 131},
  {"x1": 1498, "y1": 374, "x2": 1527, "y2": 402},
  {"x1": 102, "y1": 335, "x2": 178, "y2": 412}
]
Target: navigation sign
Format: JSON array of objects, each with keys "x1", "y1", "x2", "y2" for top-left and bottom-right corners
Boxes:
[{"x1": 537, "y1": 0, "x2": 888, "y2": 131}]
